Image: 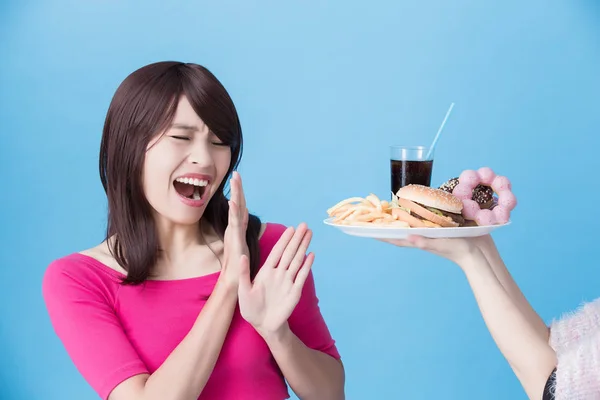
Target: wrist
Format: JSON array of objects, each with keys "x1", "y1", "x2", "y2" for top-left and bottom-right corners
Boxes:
[
  {"x1": 259, "y1": 322, "x2": 293, "y2": 347},
  {"x1": 458, "y1": 247, "x2": 491, "y2": 274},
  {"x1": 217, "y1": 260, "x2": 240, "y2": 288},
  {"x1": 474, "y1": 234, "x2": 495, "y2": 254},
  {"x1": 214, "y1": 275, "x2": 239, "y2": 299}
]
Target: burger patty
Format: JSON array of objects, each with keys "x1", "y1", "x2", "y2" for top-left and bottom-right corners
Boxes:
[
  {"x1": 437, "y1": 209, "x2": 466, "y2": 226},
  {"x1": 411, "y1": 202, "x2": 466, "y2": 226}
]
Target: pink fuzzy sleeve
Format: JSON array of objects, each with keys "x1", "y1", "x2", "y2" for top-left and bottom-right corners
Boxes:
[
  {"x1": 549, "y1": 298, "x2": 600, "y2": 355},
  {"x1": 552, "y1": 330, "x2": 600, "y2": 399}
]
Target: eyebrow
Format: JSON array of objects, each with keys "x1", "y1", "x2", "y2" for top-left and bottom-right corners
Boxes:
[{"x1": 170, "y1": 123, "x2": 199, "y2": 131}]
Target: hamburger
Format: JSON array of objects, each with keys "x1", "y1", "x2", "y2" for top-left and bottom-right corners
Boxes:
[{"x1": 391, "y1": 184, "x2": 466, "y2": 228}]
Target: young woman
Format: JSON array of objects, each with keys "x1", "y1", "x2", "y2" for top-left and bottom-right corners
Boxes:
[
  {"x1": 384, "y1": 234, "x2": 599, "y2": 400},
  {"x1": 42, "y1": 61, "x2": 345, "y2": 400}
]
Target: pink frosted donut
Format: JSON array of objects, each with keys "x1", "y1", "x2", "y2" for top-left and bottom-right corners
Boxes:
[
  {"x1": 475, "y1": 209, "x2": 495, "y2": 226},
  {"x1": 477, "y1": 167, "x2": 496, "y2": 185},
  {"x1": 452, "y1": 183, "x2": 473, "y2": 200},
  {"x1": 492, "y1": 175, "x2": 511, "y2": 191},
  {"x1": 493, "y1": 206, "x2": 511, "y2": 225},
  {"x1": 451, "y1": 167, "x2": 517, "y2": 226},
  {"x1": 461, "y1": 199, "x2": 481, "y2": 220}
]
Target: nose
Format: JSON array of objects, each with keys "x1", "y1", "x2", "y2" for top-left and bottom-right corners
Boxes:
[{"x1": 188, "y1": 140, "x2": 213, "y2": 167}]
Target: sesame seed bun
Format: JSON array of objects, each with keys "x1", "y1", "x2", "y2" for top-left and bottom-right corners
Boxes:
[{"x1": 395, "y1": 184, "x2": 464, "y2": 228}]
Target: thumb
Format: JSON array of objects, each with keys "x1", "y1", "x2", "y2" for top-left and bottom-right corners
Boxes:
[{"x1": 238, "y1": 254, "x2": 252, "y2": 296}]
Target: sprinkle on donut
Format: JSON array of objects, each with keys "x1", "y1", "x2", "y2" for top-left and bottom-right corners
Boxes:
[
  {"x1": 451, "y1": 167, "x2": 517, "y2": 226},
  {"x1": 439, "y1": 177, "x2": 495, "y2": 209}
]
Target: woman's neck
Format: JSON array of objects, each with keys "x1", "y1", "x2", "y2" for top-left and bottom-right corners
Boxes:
[{"x1": 152, "y1": 218, "x2": 223, "y2": 279}]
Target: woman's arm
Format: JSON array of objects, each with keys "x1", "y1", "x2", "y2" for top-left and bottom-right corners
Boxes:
[
  {"x1": 110, "y1": 278, "x2": 238, "y2": 400},
  {"x1": 238, "y1": 223, "x2": 345, "y2": 400},
  {"x1": 109, "y1": 172, "x2": 250, "y2": 400},
  {"x1": 43, "y1": 259, "x2": 241, "y2": 400},
  {"x1": 459, "y1": 248, "x2": 557, "y2": 400},
  {"x1": 264, "y1": 324, "x2": 345, "y2": 400},
  {"x1": 476, "y1": 235, "x2": 550, "y2": 343},
  {"x1": 113, "y1": 172, "x2": 251, "y2": 400},
  {"x1": 385, "y1": 236, "x2": 556, "y2": 399}
]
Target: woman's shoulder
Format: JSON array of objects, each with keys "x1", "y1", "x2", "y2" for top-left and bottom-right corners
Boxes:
[
  {"x1": 78, "y1": 241, "x2": 128, "y2": 276},
  {"x1": 258, "y1": 222, "x2": 289, "y2": 246},
  {"x1": 42, "y1": 244, "x2": 123, "y2": 303}
]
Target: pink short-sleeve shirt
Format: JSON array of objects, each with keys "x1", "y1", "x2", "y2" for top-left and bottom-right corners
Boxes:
[{"x1": 42, "y1": 222, "x2": 340, "y2": 400}]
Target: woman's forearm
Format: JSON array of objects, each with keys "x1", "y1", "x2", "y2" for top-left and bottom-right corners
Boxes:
[
  {"x1": 461, "y1": 250, "x2": 557, "y2": 400},
  {"x1": 477, "y1": 235, "x2": 550, "y2": 342},
  {"x1": 140, "y1": 278, "x2": 238, "y2": 400},
  {"x1": 263, "y1": 323, "x2": 345, "y2": 400}
]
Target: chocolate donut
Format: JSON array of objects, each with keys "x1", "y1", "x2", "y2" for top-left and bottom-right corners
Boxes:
[
  {"x1": 473, "y1": 185, "x2": 494, "y2": 209},
  {"x1": 439, "y1": 177, "x2": 494, "y2": 209},
  {"x1": 438, "y1": 177, "x2": 459, "y2": 193}
]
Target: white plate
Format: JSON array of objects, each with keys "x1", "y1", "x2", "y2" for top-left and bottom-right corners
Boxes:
[{"x1": 323, "y1": 218, "x2": 511, "y2": 239}]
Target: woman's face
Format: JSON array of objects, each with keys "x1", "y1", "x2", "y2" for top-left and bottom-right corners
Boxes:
[{"x1": 142, "y1": 96, "x2": 232, "y2": 227}]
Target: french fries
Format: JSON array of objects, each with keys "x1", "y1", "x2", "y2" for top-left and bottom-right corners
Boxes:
[{"x1": 326, "y1": 193, "x2": 411, "y2": 227}]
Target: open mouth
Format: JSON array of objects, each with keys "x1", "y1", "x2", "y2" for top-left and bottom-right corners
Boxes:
[{"x1": 173, "y1": 177, "x2": 208, "y2": 201}]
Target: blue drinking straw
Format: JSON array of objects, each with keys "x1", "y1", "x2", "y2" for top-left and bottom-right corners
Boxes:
[{"x1": 426, "y1": 102, "x2": 455, "y2": 159}]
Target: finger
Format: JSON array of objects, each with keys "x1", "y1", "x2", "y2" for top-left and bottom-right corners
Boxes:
[
  {"x1": 228, "y1": 200, "x2": 241, "y2": 227},
  {"x1": 277, "y1": 223, "x2": 309, "y2": 270},
  {"x1": 287, "y1": 229, "x2": 312, "y2": 279},
  {"x1": 242, "y1": 207, "x2": 249, "y2": 228},
  {"x1": 410, "y1": 235, "x2": 451, "y2": 253},
  {"x1": 238, "y1": 254, "x2": 252, "y2": 296},
  {"x1": 263, "y1": 226, "x2": 296, "y2": 268},
  {"x1": 292, "y1": 252, "x2": 314, "y2": 293},
  {"x1": 378, "y1": 238, "x2": 413, "y2": 247},
  {"x1": 233, "y1": 173, "x2": 247, "y2": 227},
  {"x1": 408, "y1": 235, "x2": 432, "y2": 250},
  {"x1": 230, "y1": 172, "x2": 239, "y2": 206},
  {"x1": 230, "y1": 171, "x2": 243, "y2": 215},
  {"x1": 235, "y1": 171, "x2": 247, "y2": 212}
]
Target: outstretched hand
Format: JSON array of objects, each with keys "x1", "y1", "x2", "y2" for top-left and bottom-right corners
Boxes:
[
  {"x1": 380, "y1": 234, "x2": 488, "y2": 267},
  {"x1": 238, "y1": 223, "x2": 314, "y2": 339},
  {"x1": 221, "y1": 171, "x2": 250, "y2": 287}
]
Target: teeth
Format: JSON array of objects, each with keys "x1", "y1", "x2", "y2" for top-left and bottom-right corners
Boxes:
[
  {"x1": 175, "y1": 177, "x2": 208, "y2": 187},
  {"x1": 193, "y1": 186, "x2": 201, "y2": 200}
]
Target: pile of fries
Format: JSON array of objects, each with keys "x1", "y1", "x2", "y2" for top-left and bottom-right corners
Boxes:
[{"x1": 326, "y1": 193, "x2": 410, "y2": 227}]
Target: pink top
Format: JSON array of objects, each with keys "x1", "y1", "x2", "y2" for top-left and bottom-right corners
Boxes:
[
  {"x1": 548, "y1": 298, "x2": 600, "y2": 399},
  {"x1": 42, "y1": 222, "x2": 341, "y2": 400}
]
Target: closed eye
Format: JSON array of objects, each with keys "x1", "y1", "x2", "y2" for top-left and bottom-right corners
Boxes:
[
  {"x1": 212, "y1": 142, "x2": 229, "y2": 146},
  {"x1": 171, "y1": 136, "x2": 191, "y2": 141}
]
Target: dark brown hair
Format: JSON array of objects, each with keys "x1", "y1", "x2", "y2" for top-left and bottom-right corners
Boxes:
[{"x1": 99, "y1": 61, "x2": 262, "y2": 284}]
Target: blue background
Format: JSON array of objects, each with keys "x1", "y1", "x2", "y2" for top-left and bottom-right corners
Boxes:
[{"x1": 1, "y1": 1, "x2": 599, "y2": 399}]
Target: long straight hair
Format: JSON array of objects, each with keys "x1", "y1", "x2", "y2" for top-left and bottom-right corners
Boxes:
[{"x1": 99, "y1": 61, "x2": 261, "y2": 284}]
